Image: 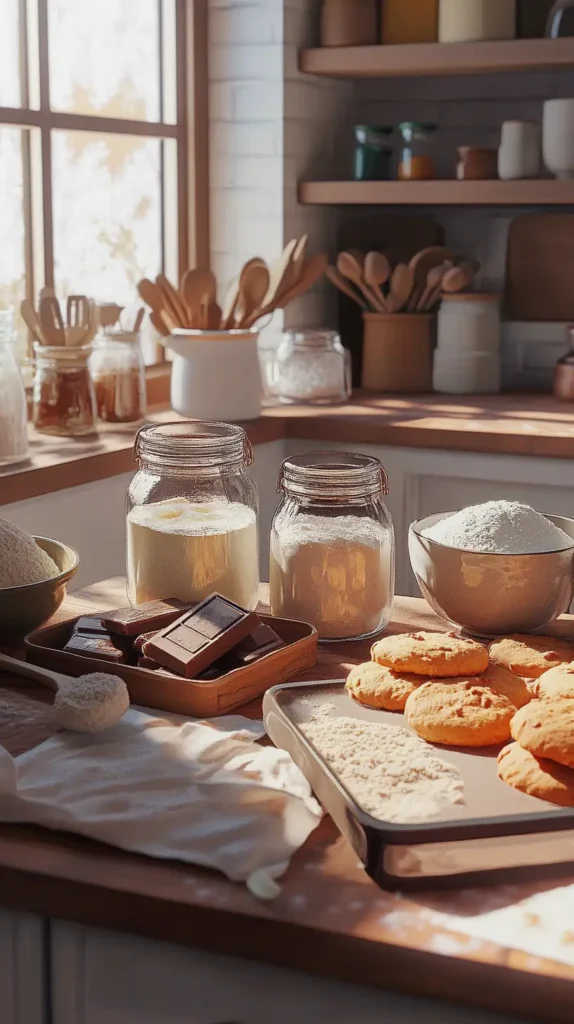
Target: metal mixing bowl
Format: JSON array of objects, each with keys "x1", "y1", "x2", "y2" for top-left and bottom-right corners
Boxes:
[
  {"x1": 0, "y1": 536, "x2": 79, "y2": 638},
  {"x1": 408, "y1": 511, "x2": 574, "y2": 637}
]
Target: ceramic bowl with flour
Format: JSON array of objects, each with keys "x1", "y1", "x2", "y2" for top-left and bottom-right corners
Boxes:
[{"x1": 409, "y1": 501, "x2": 574, "y2": 637}]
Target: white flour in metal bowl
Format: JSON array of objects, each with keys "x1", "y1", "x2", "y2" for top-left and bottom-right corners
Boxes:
[
  {"x1": 302, "y1": 712, "x2": 464, "y2": 823},
  {"x1": 422, "y1": 501, "x2": 573, "y2": 555}
]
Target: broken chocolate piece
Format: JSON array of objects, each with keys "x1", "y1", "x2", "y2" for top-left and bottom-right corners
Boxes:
[
  {"x1": 133, "y1": 630, "x2": 160, "y2": 653},
  {"x1": 74, "y1": 616, "x2": 109, "y2": 636},
  {"x1": 233, "y1": 623, "x2": 284, "y2": 664},
  {"x1": 64, "y1": 633, "x2": 128, "y2": 664},
  {"x1": 102, "y1": 599, "x2": 190, "y2": 637},
  {"x1": 144, "y1": 593, "x2": 258, "y2": 679}
]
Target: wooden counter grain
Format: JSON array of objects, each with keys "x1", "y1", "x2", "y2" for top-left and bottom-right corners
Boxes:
[
  {"x1": 3, "y1": 394, "x2": 574, "y2": 506},
  {"x1": 0, "y1": 579, "x2": 573, "y2": 1022}
]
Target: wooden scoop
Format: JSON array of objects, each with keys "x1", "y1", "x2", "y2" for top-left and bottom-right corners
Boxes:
[{"x1": 0, "y1": 653, "x2": 129, "y2": 734}]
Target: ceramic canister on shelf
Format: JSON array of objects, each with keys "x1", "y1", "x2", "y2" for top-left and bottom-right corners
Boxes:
[
  {"x1": 320, "y1": 0, "x2": 378, "y2": 46},
  {"x1": 434, "y1": 294, "x2": 501, "y2": 394},
  {"x1": 543, "y1": 99, "x2": 574, "y2": 180},
  {"x1": 498, "y1": 120, "x2": 541, "y2": 180},
  {"x1": 166, "y1": 330, "x2": 262, "y2": 421},
  {"x1": 438, "y1": 0, "x2": 516, "y2": 41}
]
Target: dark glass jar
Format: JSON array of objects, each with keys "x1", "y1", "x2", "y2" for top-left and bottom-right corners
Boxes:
[{"x1": 353, "y1": 125, "x2": 393, "y2": 182}]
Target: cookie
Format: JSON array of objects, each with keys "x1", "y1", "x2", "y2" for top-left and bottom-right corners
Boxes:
[
  {"x1": 489, "y1": 635, "x2": 574, "y2": 679},
  {"x1": 497, "y1": 743, "x2": 574, "y2": 807},
  {"x1": 371, "y1": 631, "x2": 488, "y2": 678},
  {"x1": 346, "y1": 662, "x2": 423, "y2": 712},
  {"x1": 476, "y1": 663, "x2": 533, "y2": 710},
  {"x1": 405, "y1": 681, "x2": 514, "y2": 747},
  {"x1": 535, "y1": 665, "x2": 574, "y2": 701},
  {"x1": 510, "y1": 699, "x2": 574, "y2": 769}
]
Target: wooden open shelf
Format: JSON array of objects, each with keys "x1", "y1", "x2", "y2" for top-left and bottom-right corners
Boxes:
[
  {"x1": 299, "y1": 180, "x2": 574, "y2": 206},
  {"x1": 300, "y1": 37, "x2": 574, "y2": 79}
]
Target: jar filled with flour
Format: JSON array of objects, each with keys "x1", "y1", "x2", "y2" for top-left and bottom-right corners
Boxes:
[
  {"x1": 127, "y1": 422, "x2": 259, "y2": 609},
  {"x1": 270, "y1": 453, "x2": 394, "y2": 640}
]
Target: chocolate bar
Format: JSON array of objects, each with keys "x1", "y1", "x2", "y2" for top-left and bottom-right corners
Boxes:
[
  {"x1": 133, "y1": 630, "x2": 159, "y2": 652},
  {"x1": 74, "y1": 616, "x2": 109, "y2": 636},
  {"x1": 233, "y1": 623, "x2": 284, "y2": 665},
  {"x1": 144, "y1": 594, "x2": 258, "y2": 679},
  {"x1": 102, "y1": 599, "x2": 190, "y2": 637},
  {"x1": 137, "y1": 656, "x2": 181, "y2": 677},
  {"x1": 64, "y1": 633, "x2": 128, "y2": 663}
]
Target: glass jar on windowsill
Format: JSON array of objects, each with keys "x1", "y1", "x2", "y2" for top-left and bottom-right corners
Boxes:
[
  {"x1": 262, "y1": 329, "x2": 352, "y2": 406},
  {"x1": 89, "y1": 327, "x2": 146, "y2": 425},
  {"x1": 32, "y1": 343, "x2": 97, "y2": 437}
]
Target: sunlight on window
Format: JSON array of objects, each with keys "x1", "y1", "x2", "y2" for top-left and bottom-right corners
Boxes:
[
  {"x1": 48, "y1": 0, "x2": 161, "y2": 122},
  {"x1": 0, "y1": 0, "x2": 20, "y2": 107},
  {"x1": 0, "y1": 128, "x2": 26, "y2": 312},
  {"x1": 52, "y1": 130, "x2": 163, "y2": 305}
]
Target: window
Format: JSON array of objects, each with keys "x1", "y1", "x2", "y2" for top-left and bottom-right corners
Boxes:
[{"x1": 1, "y1": 0, "x2": 192, "y2": 359}]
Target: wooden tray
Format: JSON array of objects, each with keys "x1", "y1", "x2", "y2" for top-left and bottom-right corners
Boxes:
[{"x1": 25, "y1": 615, "x2": 318, "y2": 718}]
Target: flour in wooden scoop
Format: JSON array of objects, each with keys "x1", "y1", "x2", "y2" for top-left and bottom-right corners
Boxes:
[{"x1": 302, "y1": 711, "x2": 464, "y2": 823}]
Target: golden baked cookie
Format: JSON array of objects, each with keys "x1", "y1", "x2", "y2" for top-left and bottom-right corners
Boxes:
[
  {"x1": 510, "y1": 699, "x2": 574, "y2": 769},
  {"x1": 476, "y1": 663, "x2": 533, "y2": 709},
  {"x1": 371, "y1": 631, "x2": 488, "y2": 678},
  {"x1": 346, "y1": 662, "x2": 423, "y2": 712},
  {"x1": 489, "y1": 635, "x2": 574, "y2": 679},
  {"x1": 497, "y1": 743, "x2": 574, "y2": 807},
  {"x1": 405, "y1": 681, "x2": 514, "y2": 747},
  {"x1": 535, "y1": 665, "x2": 574, "y2": 701}
]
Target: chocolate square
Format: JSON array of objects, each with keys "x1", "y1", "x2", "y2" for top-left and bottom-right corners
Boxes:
[{"x1": 102, "y1": 599, "x2": 190, "y2": 636}]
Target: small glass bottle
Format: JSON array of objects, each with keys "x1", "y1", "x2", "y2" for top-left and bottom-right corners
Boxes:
[
  {"x1": 398, "y1": 122, "x2": 437, "y2": 181},
  {"x1": 0, "y1": 310, "x2": 28, "y2": 465},
  {"x1": 32, "y1": 343, "x2": 97, "y2": 437},
  {"x1": 270, "y1": 452, "x2": 394, "y2": 641},
  {"x1": 353, "y1": 125, "x2": 393, "y2": 182},
  {"x1": 127, "y1": 421, "x2": 259, "y2": 609},
  {"x1": 265, "y1": 329, "x2": 351, "y2": 405},
  {"x1": 90, "y1": 328, "x2": 146, "y2": 425}
]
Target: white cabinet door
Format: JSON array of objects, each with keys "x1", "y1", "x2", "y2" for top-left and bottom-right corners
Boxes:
[
  {"x1": 50, "y1": 920, "x2": 534, "y2": 1024},
  {"x1": 0, "y1": 910, "x2": 46, "y2": 1024}
]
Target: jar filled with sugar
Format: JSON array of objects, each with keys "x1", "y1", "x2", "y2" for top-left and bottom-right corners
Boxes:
[
  {"x1": 127, "y1": 422, "x2": 259, "y2": 609},
  {"x1": 270, "y1": 452, "x2": 394, "y2": 640}
]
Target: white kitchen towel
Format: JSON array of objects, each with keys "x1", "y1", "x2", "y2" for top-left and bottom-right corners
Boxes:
[{"x1": 0, "y1": 709, "x2": 322, "y2": 897}]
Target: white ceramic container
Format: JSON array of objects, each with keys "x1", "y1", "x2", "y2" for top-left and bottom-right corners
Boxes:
[
  {"x1": 498, "y1": 120, "x2": 541, "y2": 180},
  {"x1": 433, "y1": 350, "x2": 501, "y2": 394},
  {"x1": 165, "y1": 330, "x2": 262, "y2": 421},
  {"x1": 438, "y1": 0, "x2": 516, "y2": 41},
  {"x1": 543, "y1": 98, "x2": 574, "y2": 180}
]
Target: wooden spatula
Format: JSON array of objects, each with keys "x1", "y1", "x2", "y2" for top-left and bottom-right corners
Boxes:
[
  {"x1": 39, "y1": 295, "x2": 66, "y2": 345},
  {"x1": 20, "y1": 299, "x2": 47, "y2": 345}
]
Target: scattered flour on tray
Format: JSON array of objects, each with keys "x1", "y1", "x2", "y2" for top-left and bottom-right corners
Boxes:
[
  {"x1": 422, "y1": 501, "x2": 573, "y2": 555},
  {"x1": 302, "y1": 713, "x2": 464, "y2": 824}
]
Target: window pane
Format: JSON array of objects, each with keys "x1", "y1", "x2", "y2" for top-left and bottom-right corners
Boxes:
[
  {"x1": 52, "y1": 130, "x2": 163, "y2": 305},
  {"x1": 0, "y1": 128, "x2": 26, "y2": 323},
  {"x1": 0, "y1": 0, "x2": 21, "y2": 107},
  {"x1": 48, "y1": 0, "x2": 162, "y2": 122}
]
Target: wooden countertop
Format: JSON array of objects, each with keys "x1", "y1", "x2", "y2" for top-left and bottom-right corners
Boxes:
[
  {"x1": 3, "y1": 393, "x2": 574, "y2": 506},
  {"x1": 0, "y1": 579, "x2": 573, "y2": 1021}
]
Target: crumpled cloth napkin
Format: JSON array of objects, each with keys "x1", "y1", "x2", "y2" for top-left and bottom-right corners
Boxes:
[{"x1": 0, "y1": 709, "x2": 322, "y2": 898}]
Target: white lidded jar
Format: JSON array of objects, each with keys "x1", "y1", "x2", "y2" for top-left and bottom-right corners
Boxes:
[
  {"x1": 127, "y1": 421, "x2": 259, "y2": 609},
  {"x1": 437, "y1": 293, "x2": 501, "y2": 354},
  {"x1": 270, "y1": 452, "x2": 394, "y2": 641},
  {"x1": 0, "y1": 311, "x2": 28, "y2": 466},
  {"x1": 498, "y1": 120, "x2": 541, "y2": 180},
  {"x1": 438, "y1": 0, "x2": 516, "y2": 41}
]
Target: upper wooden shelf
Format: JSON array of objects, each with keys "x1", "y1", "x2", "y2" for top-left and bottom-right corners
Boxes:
[
  {"x1": 300, "y1": 37, "x2": 574, "y2": 78},
  {"x1": 299, "y1": 179, "x2": 574, "y2": 206}
]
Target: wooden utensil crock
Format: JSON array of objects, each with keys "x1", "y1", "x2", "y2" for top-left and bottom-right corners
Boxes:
[{"x1": 361, "y1": 313, "x2": 434, "y2": 392}]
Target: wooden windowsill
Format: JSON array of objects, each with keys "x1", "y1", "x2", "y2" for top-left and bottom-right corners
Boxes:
[{"x1": 2, "y1": 392, "x2": 574, "y2": 506}]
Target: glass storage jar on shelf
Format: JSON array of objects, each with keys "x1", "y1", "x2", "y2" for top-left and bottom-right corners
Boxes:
[
  {"x1": 353, "y1": 125, "x2": 393, "y2": 181},
  {"x1": 264, "y1": 329, "x2": 351, "y2": 406},
  {"x1": 89, "y1": 327, "x2": 146, "y2": 425},
  {"x1": 127, "y1": 421, "x2": 260, "y2": 609},
  {"x1": 398, "y1": 122, "x2": 437, "y2": 181},
  {"x1": 32, "y1": 343, "x2": 97, "y2": 437},
  {"x1": 0, "y1": 311, "x2": 28, "y2": 465},
  {"x1": 270, "y1": 452, "x2": 395, "y2": 641}
]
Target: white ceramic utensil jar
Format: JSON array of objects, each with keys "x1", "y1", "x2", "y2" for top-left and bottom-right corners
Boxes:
[
  {"x1": 543, "y1": 99, "x2": 574, "y2": 179},
  {"x1": 127, "y1": 421, "x2": 259, "y2": 609},
  {"x1": 438, "y1": 294, "x2": 501, "y2": 355},
  {"x1": 438, "y1": 0, "x2": 516, "y2": 41},
  {"x1": 165, "y1": 329, "x2": 262, "y2": 421},
  {"x1": 270, "y1": 452, "x2": 395, "y2": 641},
  {"x1": 498, "y1": 120, "x2": 541, "y2": 180}
]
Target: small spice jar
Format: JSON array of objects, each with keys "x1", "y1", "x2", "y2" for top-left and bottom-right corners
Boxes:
[
  {"x1": 127, "y1": 421, "x2": 259, "y2": 608},
  {"x1": 457, "y1": 146, "x2": 499, "y2": 180},
  {"x1": 270, "y1": 452, "x2": 395, "y2": 641},
  {"x1": 398, "y1": 122, "x2": 437, "y2": 181},
  {"x1": 89, "y1": 328, "x2": 146, "y2": 425},
  {"x1": 32, "y1": 343, "x2": 97, "y2": 437},
  {"x1": 353, "y1": 125, "x2": 393, "y2": 181},
  {"x1": 266, "y1": 329, "x2": 351, "y2": 405}
]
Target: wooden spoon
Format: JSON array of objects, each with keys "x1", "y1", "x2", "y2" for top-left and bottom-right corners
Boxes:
[
  {"x1": 235, "y1": 260, "x2": 270, "y2": 327},
  {"x1": 181, "y1": 268, "x2": 217, "y2": 328},
  {"x1": 260, "y1": 239, "x2": 299, "y2": 311},
  {"x1": 39, "y1": 295, "x2": 66, "y2": 345},
  {"x1": 364, "y1": 252, "x2": 391, "y2": 311},
  {"x1": 325, "y1": 266, "x2": 367, "y2": 310},
  {"x1": 416, "y1": 262, "x2": 453, "y2": 312},
  {"x1": 442, "y1": 263, "x2": 476, "y2": 294},
  {"x1": 156, "y1": 273, "x2": 189, "y2": 327},
  {"x1": 20, "y1": 299, "x2": 47, "y2": 345},
  {"x1": 386, "y1": 263, "x2": 415, "y2": 314},
  {"x1": 138, "y1": 278, "x2": 167, "y2": 316},
  {"x1": 272, "y1": 252, "x2": 328, "y2": 311},
  {"x1": 337, "y1": 252, "x2": 385, "y2": 312},
  {"x1": 408, "y1": 245, "x2": 454, "y2": 311}
]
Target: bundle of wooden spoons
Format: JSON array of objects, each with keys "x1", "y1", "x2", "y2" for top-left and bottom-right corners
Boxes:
[
  {"x1": 138, "y1": 240, "x2": 328, "y2": 337},
  {"x1": 327, "y1": 248, "x2": 480, "y2": 315},
  {"x1": 21, "y1": 290, "x2": 99, "y2": 347}
]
